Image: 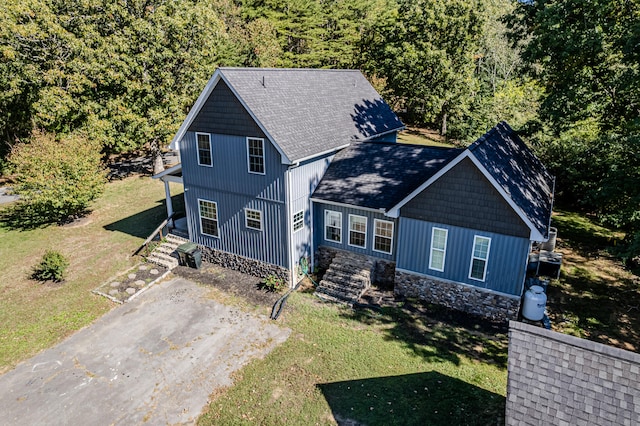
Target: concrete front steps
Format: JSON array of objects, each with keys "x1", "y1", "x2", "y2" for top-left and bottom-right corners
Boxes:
[
  {"x1": 314, "y1": 251, "x2": 374, "y2": 305},
  {"x1": 146, "y1": 234, "x2": 189, "y2": 270}
]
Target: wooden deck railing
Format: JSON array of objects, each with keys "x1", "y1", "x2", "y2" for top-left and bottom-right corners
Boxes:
[{"x1": 133, "y1": 213, "x2": 176, "y2": 256}]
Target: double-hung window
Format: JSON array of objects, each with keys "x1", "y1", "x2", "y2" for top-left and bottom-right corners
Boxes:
[
  {"x1": 198, "y1": 199, "x2": 218, "y2": 237},
  {"x1": 247, "y1": 137, "x2": 265, "y2": 174},
  {"x1": 429, "y1": 227, "x2": 448, "y2": 272},
  {"x1": 469, "y1": 235, "x2": 491, "y2": 281},
  {"x1": 197, "y1": 133, "x2": 212, "y2": 167},
  {"x1": 348, "y1": 215, "x2": 367, "y2": 248},
  {"x1": 293, "y1": 211, "x2": 304, "y2": 232},
  {"x1": 324, "y1": 210, "x2": 342, "y2": 243},
  {"x1": 245, "y1": 208, "x2": 262, "y2": 231},
  {"x1": 373, "y1": 219, "x2": 394, "y2": 254}
]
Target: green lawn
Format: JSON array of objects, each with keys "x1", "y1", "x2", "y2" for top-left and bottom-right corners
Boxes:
[
  {"x1": 0, "y1": 176, "x2": 181, "y2": 372},
  {"x1": 199, "y1": 294, "x2": 508, "y2": 425},
  {"x1": 397, "y1": 127, "x2": 459, "y2": 148}
]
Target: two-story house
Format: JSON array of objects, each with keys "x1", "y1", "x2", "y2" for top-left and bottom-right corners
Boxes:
[{"x1": 154, "y1": 67, "x2": 554, "y2": 321}]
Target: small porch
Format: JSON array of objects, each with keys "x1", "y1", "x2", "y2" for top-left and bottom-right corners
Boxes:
[{"x1": 152, "y1": 163, "x2": 188, "y2": 238}]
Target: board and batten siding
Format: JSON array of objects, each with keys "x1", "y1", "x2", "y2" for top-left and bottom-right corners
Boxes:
[
  {"x1": 180, "y1": 132, "x2": 286, "y2": 202},
  {"x1": 402, "y1": 157, "x2": 531, "y2": 238},
  {"x1": 313, "y1": 202, "x2": 396, "y2": 261},
  {"x1": 180, "y1": 131, "x2": 289, "y2": 267},
  {"x1": 289, "y1": 155, "x2": 334, "y2": 265},
  {"x1": 396, "y1": 218, "x2": 530, "y2": 296},
  {"x1": 188, "y1": 78, "x2": 267, "y2": 140},
  {"x1": 184, "y1": 188, "x2": 287, "y2": 267}
]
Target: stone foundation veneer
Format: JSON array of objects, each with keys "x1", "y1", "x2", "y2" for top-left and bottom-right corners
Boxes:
[
  {"x1": 200, "y1": 246, "x2": 290, "y2": 284},
  {"x1": 394, "y1": 270, "x2": 521, "y2": 322}
]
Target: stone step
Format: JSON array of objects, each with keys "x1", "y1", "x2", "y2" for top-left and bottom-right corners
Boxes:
[
  {"x1": 328, "y1": 263, "x2": 373, "y2": 278},
  {"x1": 317, "y1": 280, "x2": 365, "y2": 300},
  {"x1": 147, "y1": 251, "x2": 179, "y2": 269},
  {"x1": 155, "y1": 245, "x2": 179, "y2": 256},
  {"x1": 166, "y1": 234, "x2": 189, "y2": 245},
  {"x1": 324, "y1": 268, "x2": 370, "y2": 286},
  {"x1": 319, "y1": 276, "x2": 367, "y2": 295},
  {"x1": 315, "y1": 286, "x2": 359, "y2": 304},
  {"x1": 147, "y1": 255, "x2": 178, "y2": 270}
]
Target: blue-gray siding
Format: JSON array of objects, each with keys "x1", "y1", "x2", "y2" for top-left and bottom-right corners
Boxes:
[
  {"x1": 181, "y1": 132, "x2": 286, "y2": 202},
  {"x1": 290, "y1": 155, "x2": 334, "y2": 264},
  {"x1": 396, "y1": 218, "x2": 530, "y2": 296},
  {"x1": 180, "y1": 131, "x2": 288, "y2": 267},
  {"x1": 313, "y1": 202, "x2": 396, "y2": 261},
  {"x1": 184, "y1": 188, "x2": 287, "y2": 267},
  {"x1": 402, "y1": 157, "x2": 530, "y2": 238},
  {"x1": 188, "y1": 79, "x2": 267, "y2": 141}
]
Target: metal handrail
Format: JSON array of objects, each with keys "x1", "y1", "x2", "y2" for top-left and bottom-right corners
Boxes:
[{"x1": 133, "y1": 213, "x2": 176, "y2": 256}]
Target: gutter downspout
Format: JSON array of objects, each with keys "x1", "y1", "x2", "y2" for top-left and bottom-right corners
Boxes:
[{"x1": 286, "y1": 166, "x2": 295, "y2": 287}]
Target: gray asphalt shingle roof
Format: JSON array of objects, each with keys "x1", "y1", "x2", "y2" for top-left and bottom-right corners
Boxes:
[
  {"x1": 469, "y1": 121, "x2": 555, "y2": 239},
  {"x1": 311, "y1": 142, "x2": 463, "y2": 210},
  {"x1": 219, "y1": 68, "x2": 404, "y2": 162}
]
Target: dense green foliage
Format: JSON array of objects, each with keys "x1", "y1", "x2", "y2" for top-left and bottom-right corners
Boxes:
[
  {"x1": 8, "y1": 131, "x2": 106, "y2": 225},
  {"x1": 0, "y1": 0, "x2": 638, "y2": 257},
  {"x1": 511, "y1": 0, "x2": 640, "y2": 260},
  {"x1": 32, "y1": 250, "x2": 69, "y2": 282}
]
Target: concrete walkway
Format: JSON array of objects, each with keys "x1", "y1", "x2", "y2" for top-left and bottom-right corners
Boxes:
[{"x1": 0, "y1": 278, "x2": 290, "y2": 425}]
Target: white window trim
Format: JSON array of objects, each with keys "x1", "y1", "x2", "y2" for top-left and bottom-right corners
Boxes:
[
  {"x1": 429, "y1": 227, "x2": 448, "y2": 272},
  {"x1": 196, "y1": 132, "x2": 213, "y2": 167},
  {"x1": 324, "y1": 210, "x2": 342, "y2": 243},
  {"x1": 348, "y1": 214, "x2": 367, "y2": 249},
  {"x1": 373, "y1": 219, "x2": 394, "y2": 255},
  {"x1": 198, "y1": 198, "x2": 219, "y2": 238},
  {"x1": 293, "y1": 210, "x2": 304, "y2": 233},
  {"x1": 246, "y1": 137, "x2": 266, "y2": 175},
  {"x1": 244, "y1": 208, "x2": 263, "y2": 231},
  {"x1": 469, "y1": 235, "x2": 491, "y2": 282}
]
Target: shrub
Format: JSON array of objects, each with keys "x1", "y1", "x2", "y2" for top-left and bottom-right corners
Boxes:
[
  {"x1": 9, "y1": 130, "x2": 106, "y2": 226},
  {"x1": 260, "y1": 274, "x2": 286, "y2": 292},
  {"x1": 32, "y1": 250, "x2": 69, "y2": 282}
]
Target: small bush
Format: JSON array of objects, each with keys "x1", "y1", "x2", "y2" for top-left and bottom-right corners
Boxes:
[
  {"x1": 260, "y1": 274, "x2": 286, "y2": 292},
  {"x1": 32, "y1": 250, "x2": 69, "y2": 282}
]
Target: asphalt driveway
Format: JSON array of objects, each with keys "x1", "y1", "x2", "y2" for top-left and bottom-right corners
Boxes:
[{"x1": 0, "y1": 277, "x2": 290, "y2": 425}]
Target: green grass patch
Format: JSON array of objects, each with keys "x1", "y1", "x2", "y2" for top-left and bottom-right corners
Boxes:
[
  {"x1": 199, "y1": 294, "x2": 507, "y2": 425},
  {"x1": 397, "y1": 127, "x2": 458, "y2": 148},
  {"x1": 0, "y1": 176, "x2": 182, "y2": 372},
  {"x1": 546, "y1": 210, "x2": 640, "y2": 351}
]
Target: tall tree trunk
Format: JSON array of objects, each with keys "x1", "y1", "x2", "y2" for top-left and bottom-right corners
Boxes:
[
  {"x1": 441, "y1": 112, "x2": 448, "y2": 137},
  {"x1": 151, "y1": 139, "x2": 164, "y2": 175}
]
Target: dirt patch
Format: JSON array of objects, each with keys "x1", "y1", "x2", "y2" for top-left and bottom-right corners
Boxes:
[{"x1": 172, "y1": 263, "x2": 283, "y2": 308}]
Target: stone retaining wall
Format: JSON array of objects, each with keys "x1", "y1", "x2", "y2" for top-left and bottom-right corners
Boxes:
[
  {"x1": 200, "y1": 246, "x2": 289, "y2": 283},
  {"x1": 394, "y1": 270, "x2": 521, "y2": 321}
]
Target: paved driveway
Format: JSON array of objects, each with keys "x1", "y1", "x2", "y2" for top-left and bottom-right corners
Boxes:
[{"x1": 0, "y1": 278, "x2": 290, "y2": 425}]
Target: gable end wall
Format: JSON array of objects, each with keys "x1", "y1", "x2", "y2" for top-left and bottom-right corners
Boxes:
[
  {"x1": 188, "y1": 79, "x2": 267, "y2": 140},
  {"x1": 402, "y1": 158, "x2": 530, "y2": 239}
]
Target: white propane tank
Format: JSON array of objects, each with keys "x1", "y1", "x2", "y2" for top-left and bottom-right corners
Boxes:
[{"x1": 522, "y1": 285, "x2": 547, "y2": 321}]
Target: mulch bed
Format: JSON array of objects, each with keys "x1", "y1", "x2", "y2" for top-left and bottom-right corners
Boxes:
[{"x1": 172, "y1": 263, "x2": 283, "y2": 308}]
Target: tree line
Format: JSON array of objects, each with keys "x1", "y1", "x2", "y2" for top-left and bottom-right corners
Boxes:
[{"x1": 1, "y1": 0, "x2": 638, "y2": 260}]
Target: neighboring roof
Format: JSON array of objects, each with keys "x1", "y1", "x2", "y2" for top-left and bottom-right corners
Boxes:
[
  {"x1": 468, "y1": 121, "x2": 555, "y2": 239},
  {"x1": 311, "y1": 142, "x2": 463, "y2": 210},
  {"x1": 170, "y1": 68, "x2": 405, "y2": 163}
]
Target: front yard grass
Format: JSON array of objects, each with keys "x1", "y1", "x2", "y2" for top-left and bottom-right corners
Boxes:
[
  {"x1": 199, "y1": 294, "x2": 508, "y2": 426},
  {"x1": 0, "y1": 176, "x2": 181, "y2": 372}
]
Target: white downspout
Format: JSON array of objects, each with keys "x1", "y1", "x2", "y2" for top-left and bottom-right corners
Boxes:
[{"x1": 163, "y1": 178, "x2": 174, "y2": 226}]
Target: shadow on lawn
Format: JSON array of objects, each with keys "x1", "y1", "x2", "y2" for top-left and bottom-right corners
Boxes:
[
  {"x1": 103, "y1": 194, "x2": 184, "y2": 239},
  {"x1": 343, "y1": 300, "x2": 509, "y2": 369},
  {"x1": 318, "y1": 371, "x2": 504, "y2": 426}
]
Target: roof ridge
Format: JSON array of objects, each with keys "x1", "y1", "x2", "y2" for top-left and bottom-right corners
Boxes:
[{"x1": 218, "y1": 67, "x2": 360, "y2": 73}]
